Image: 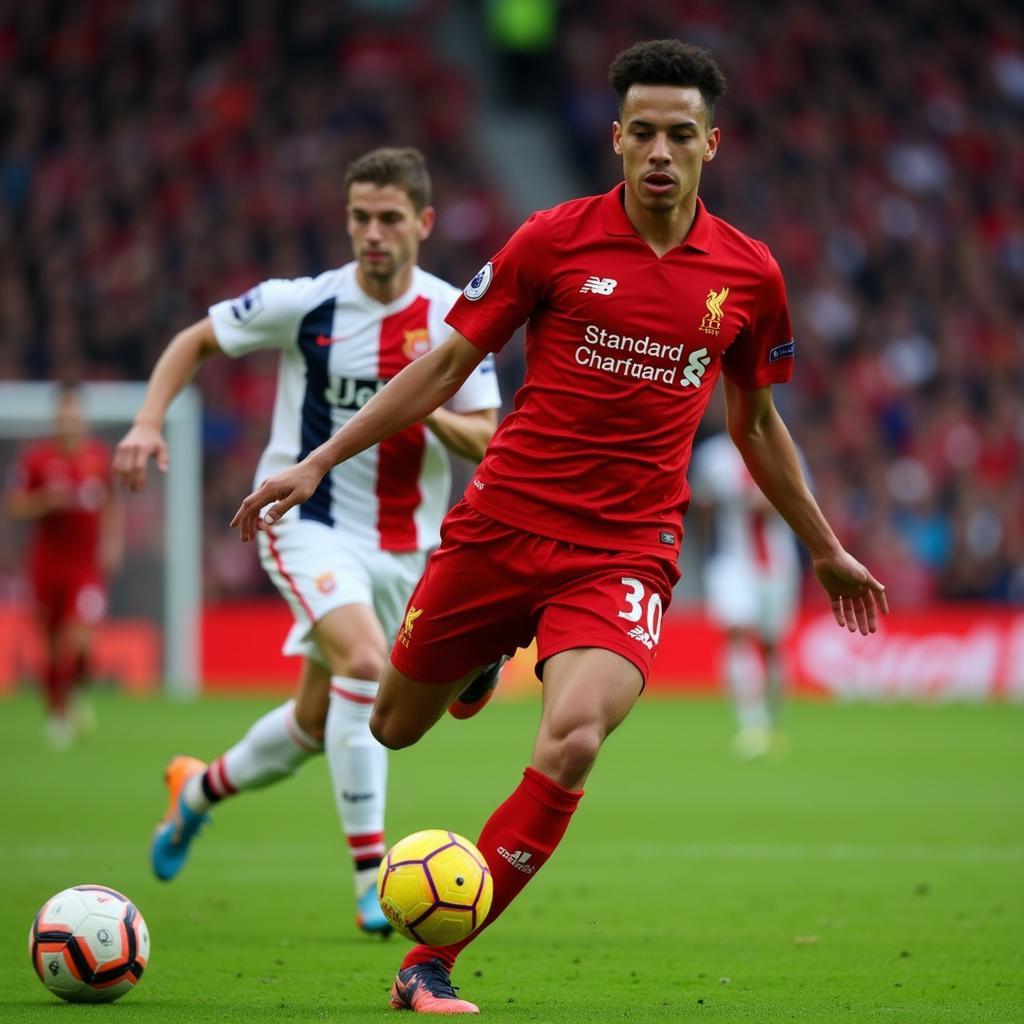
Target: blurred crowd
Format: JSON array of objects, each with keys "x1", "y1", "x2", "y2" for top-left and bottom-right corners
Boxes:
[
  {"x1": 0, "y1": 0, "x2": 511, "y2": 598},
  {"x1": 2, "y1": 0, "x2": 1022, "y2": 606},
  {"x1": 549, "y1": 0, "x2": 1024, "y2": 605}
]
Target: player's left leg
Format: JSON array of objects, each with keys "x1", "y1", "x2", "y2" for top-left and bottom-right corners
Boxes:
[
  {"x1": 41, "y1": 627, "x2": 77, "y2": 750},
  {"x1": 151, "y1": 659, "x2": 327, "y2": 881},
  {"x1": 391, "y1": 648, "x2": 639, "y2": 1013},
  {"x1": 371, "y1": 662, "x2": 481, "y2": 751}
]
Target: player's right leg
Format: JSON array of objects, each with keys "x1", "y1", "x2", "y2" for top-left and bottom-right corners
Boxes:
[
  {"x1": 311, "y1": 603, "x2": 394, "y2": 935},
  {"x1": 31, "y1": 575, "x2": 75, "y2": 749},
  {"x1": 723, "y1": 627, "x2": 773, "y2": 758},
  {"x1": 150, "y1": 659, "x2": 327, "y2": 881},
  {"x1": 389, "y1": 648, "x2": 640, "y2": 1013}
]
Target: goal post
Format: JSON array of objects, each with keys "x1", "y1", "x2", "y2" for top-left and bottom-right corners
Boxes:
[{"x1": 0, "y1": 381, "x2": 202, "y2": 699}]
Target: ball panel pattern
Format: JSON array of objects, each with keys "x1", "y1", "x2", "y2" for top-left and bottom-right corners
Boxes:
[
  {"x1": 376, "y1": 830, "x2": 495, "y2": 946},
  {"x1": 29, "y1": 885, "x2": 148, "y2": 1003}
]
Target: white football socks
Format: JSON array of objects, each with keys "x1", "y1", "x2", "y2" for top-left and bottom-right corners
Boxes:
[
  {"x1": 182, "y1": 700, "x2": 323, "y2": 813},
  {"x1": 326, "y1": 677, "x2": 388, "y2": 897}
]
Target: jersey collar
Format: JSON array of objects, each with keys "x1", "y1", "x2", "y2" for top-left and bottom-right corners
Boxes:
[{"x1": 600, "y1": 182, "x2": 713, "y2": 253}]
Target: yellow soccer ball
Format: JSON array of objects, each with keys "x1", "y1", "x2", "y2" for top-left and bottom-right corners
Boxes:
[{"x1": 377, "y1": 830, "x2": 493, "y2": 945}]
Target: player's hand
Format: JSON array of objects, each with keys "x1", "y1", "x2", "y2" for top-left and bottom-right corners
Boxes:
[
  {"x1": 230, "y1": 461, "x2": 325, "y2": 542},
  {"x1": 114, "y1": 422, "x2": 168, "y2": 492},
  {"x1": 812, "y1": 550, "x2": 889, "y2": 636}
]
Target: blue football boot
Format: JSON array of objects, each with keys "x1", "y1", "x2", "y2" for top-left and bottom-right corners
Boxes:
[
  {"x1": 357, "y1": 884, "x2": 393, "y2": 936},
  {"x1": 150, "y1": 755, "x2": 209, "y2": 881}
]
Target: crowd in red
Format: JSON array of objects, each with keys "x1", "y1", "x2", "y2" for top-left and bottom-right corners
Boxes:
[
  {"x1": 2, "y1": 0, "x2": 1021, "y2": 605},
  {"x1": 555, "y1": 0, "x2": 1023, "y2": 605}
]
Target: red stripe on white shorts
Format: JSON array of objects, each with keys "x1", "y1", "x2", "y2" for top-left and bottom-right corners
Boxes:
[{"x1": 265, "y1": 525, "x2": 316, "y2": 624}]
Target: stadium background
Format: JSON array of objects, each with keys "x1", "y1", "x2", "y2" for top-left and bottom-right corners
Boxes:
[
  {"x1": 0, "y1": 4, "x2": 1021, "y2": 1023},
  {"x1": 1, "y1": 0, "x2": 1021, "y2": 699}
]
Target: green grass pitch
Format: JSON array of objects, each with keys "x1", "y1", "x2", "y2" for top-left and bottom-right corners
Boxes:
[{"x1": 1, "y1": 692, "x2": 1021, "y2": 1022}]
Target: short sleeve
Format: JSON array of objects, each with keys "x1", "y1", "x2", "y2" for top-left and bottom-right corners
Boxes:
[
  {"x1": 445, "y1": 213, "x2": 551, "y2": 353},
  {"x1": 209, "y1": 278, "x2": 313, "y2": 357},
  {"x1": 446, "y1": 352, "x2": 501, "y2": 413},
  {"x1": 721, "y1": 252, "x2": 795, "y2": 390}
]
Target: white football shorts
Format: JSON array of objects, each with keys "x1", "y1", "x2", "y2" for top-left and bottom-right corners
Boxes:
[
  {"x1": 704, "y1": 555, "x2": 799, "y2": 641},
  {"x1": 257, "y1": 515, "x2": 426, "y2": 664}
]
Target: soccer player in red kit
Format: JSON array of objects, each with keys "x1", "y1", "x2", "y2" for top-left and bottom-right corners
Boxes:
[
  {"x1": 232, "y1": 40, "x2": 889, "y2": 1013},
  {"x1": 7, "y1": 382, "x2": 122, "y2": 749}
]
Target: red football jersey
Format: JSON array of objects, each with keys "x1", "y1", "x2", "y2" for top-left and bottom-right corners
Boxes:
[
  {"x1": 12, "y1": 438, "x2": 112, "y2": 575},
  {"x1": 446, "y1": 184, "x2": 795, "y2": 558}
]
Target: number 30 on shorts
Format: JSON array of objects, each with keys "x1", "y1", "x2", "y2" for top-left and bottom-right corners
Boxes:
[{"x1": 616, "y1": 577, "x2": 663, "y2": 642}]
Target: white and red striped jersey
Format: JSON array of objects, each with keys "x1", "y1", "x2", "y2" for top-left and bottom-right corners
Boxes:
[
  {"x1": 689, "y1": 433, "x2": 799, "y2": 576},
  {"x1": 209, "y1": 264, "x2": 501, "y2": 552}
]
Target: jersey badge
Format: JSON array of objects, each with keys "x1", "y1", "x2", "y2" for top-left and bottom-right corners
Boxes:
[
  {"x1": 230, "y1": 285, "x2": 264, "y2": 326},
  {"x1": 579, "y1": 276, "x2": 618, "y2": 295},
  {"x1": 699, "y1": 286, "x2": 729, "y2": 335},
  {"x1": 398, "y1": 606, "x2": 423, "y2": 648},
  {"x1": 403, "y1": 328, "x2": 431, "y2": 360},
  {"x1": 315, "y1": 572, "x2": 337, "y2": 595},
  {"x1": 464, "y1": 262, "x2": 493, "y2": 301},
  {"x1": 768, "y1": 339, "x2": 796, "y2": 362}
]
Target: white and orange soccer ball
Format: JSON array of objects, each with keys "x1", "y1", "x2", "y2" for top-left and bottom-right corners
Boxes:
[
  {"x1": 377, "y1": 830, "x2": 493, "y2": 946},
  {"x1": 29, "y1": 884, "x2": 149, "y2": 1003}
]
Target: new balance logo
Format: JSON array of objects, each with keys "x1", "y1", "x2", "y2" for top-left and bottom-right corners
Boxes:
[
  {"x1": 627, "y1": 624, "x2": 654, "y2": 650},
  {"x1": 496, "y1": 847, "x2": 537, "y2": 874},
  {"x1": 579, "y1": 276, "x2": 617, "y2": 295}
]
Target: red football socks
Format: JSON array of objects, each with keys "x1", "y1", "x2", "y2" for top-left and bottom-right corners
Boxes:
[
  {"x1": 42, "y1": 651, "x2": 75, "y2": 716},
  {"x1": 402, "y1": 766, "x2": 583, "y2": 971}
]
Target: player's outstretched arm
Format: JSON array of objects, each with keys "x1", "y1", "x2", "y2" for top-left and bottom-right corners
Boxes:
[
  {"x1": 113, "y1": 318, "x2": 222, "y2": 492},
  {"x1": 723, "y1": 378, "x2": 888, "y2": 635},
  {"x1": 231, "y1": 331, "x2": 487, "y2": 541}
]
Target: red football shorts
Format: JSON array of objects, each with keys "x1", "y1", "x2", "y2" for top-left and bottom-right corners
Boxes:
[
  {"x1": 390, "y1": 501, "x2": 680, "y2": 685},
  {"x1": 31, "y1": 567, "x2": 106, "y2": 630}
]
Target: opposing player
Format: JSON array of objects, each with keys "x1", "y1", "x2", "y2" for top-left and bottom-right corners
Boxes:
[
  {"x1": 114, "y1": 148, "x2": 501, "y2": 934},
  {"x1": 232, "y1": 41, "x2": 888, "y2": 1010},
  {"x1": 7, "y1": 382, "x2": 122, "y2": 750},
  {"x1": 690, "y1": 430, "x2": 801, "y2": 758}
]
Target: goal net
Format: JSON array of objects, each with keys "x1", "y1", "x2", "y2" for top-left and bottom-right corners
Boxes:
[{"x1": 0, "y1": 382, "x2": 202, "y2": 699}]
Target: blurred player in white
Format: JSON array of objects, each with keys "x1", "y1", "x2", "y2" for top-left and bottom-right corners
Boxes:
[
  {"x1": 113, "y1": 148, "x2": 501, "y2": 933},
  {"x1": 690, "y1": 431, "x2": 801, "y2": 758}
]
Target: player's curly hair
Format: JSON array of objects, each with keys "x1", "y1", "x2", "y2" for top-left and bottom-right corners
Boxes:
[
  {"x1": 608, "y1": 40, "x2": 727, "y2": 127},
  {"x1": 344, "y1": 147, "x2": 432, "y2": 211}
]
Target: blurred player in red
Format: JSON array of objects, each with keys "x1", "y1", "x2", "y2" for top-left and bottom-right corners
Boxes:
[
  {"x1": 232, "y1": 40, "x2": 889, "y2": 1012},
  {"x1": 691, "y1": 431, "x2": 801, "y2": 758},
  {"x1": 7, "y1": 382, "x2": 122, "y2": 749}
]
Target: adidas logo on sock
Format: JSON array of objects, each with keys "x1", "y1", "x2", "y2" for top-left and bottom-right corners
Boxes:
[{"x1": 496, "y1": 846, "x2": 536, "y2": 874}]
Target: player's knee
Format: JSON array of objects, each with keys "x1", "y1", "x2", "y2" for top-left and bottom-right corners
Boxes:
[
  {"x1": 545, "y1": 724, "x2": 603, "y2": 783},
  {"x1": 347, "y1": 645, "x2": 385, "y2": 683},
  {"x1": 369, "y1": 707, "x2": 421, "y2": 750}
]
